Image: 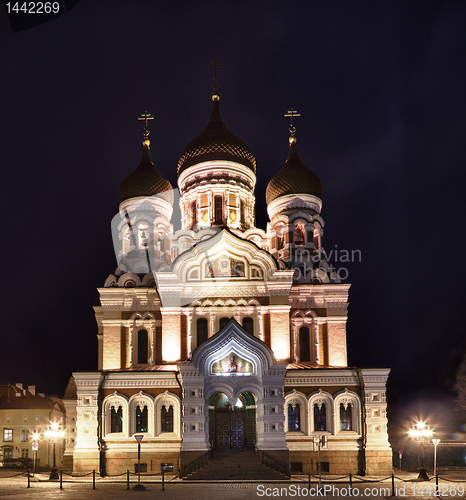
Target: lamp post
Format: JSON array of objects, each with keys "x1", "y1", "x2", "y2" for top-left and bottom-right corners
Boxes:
[
  {"x1": 31, "y1": 432, "x2": 40, "y2": 473},
  {"x1": 432, "y1": 439, "x2": 440, "y2": 477},
  {"x1": 44, "y1": 423, "x2": 65, "y2": 480},
  {"x1": 133, "y1": 434, "x2": 146, "y2": 491},
  {"x1": 408, "y1": 421, "x2": 433, "y2": 481}
]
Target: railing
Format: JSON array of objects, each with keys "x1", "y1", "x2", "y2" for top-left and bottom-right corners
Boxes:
[
  {"x1": 179, "y1": 449, "x2": 211, "y2": 479},
  {"x1": 255, "y1": 447, "x2": 290, "y2": 477}
]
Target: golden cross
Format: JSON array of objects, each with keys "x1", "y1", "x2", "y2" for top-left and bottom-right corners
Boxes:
[
  {"x1": 207, "y1": 59, "x2": 224, "y2": 93},
  {"x1": 138, "y1": 111, "x2": 154, "y2": 139},
  {"x1": 284, "y1": 108, "x2": 301, "y2": 134}
]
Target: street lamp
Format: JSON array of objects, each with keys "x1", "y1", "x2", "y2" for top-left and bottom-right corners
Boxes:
[
  {"x1": 44, "y1": 422, "x2": 65, "y2": 480},
  {"x1": 408, "y1": 421, "x2": 433, "y2": 481},
  {"x1": 31, "y1": 432, "x2": 40, "y2": 473}
]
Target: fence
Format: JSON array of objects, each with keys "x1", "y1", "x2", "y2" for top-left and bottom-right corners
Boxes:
[{"x1": 2, "y1": 468, "x2": 466, "y2": 496}]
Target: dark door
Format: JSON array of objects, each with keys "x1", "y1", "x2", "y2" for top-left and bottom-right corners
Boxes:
[{"x1": 216, "y1": 411, "x2": 245, "y2": 449}]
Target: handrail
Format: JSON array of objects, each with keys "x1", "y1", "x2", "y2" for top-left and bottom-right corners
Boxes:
[
  {"x1": 179, "y1": 449, "x2": 211, "y2": 478},
  {"x1": 255, "y1": 446, "x2": 290, "y2": 477}
]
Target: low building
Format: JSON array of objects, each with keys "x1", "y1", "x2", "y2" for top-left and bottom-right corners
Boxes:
[{"x1": 0, "y1": 384, "x2": 65, "y2": 468}]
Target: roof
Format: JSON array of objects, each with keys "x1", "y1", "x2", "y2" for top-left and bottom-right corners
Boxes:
[
  {"x1": 118, "y1": 143, "x2": 174, "y2": 205},
  {"x1": 266, "y1": 137, "x2": 323, "y2": 205},
  {"x1": 177, "y1": 96, "x2": 256, "y2": 175},
  {"x1": 106, "y1": 365, "x2": 179, "y2": 372},
  {"x1": 0, "y1": 385, "x2": 64, "y2": 412}
]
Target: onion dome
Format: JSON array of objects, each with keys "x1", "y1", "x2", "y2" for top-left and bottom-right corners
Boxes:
[
  {"x1": 266, "y1": 134, "x2": 322, "y2": 205},
  {"x1": 118, "y1": 139, "x2": 174, "y2": 205},
  {"x1": 178, "y1": 95, "x2": 256, "y2": 175}
]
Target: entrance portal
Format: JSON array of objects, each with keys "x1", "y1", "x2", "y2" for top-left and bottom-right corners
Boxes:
[{"x1": 208, "y1": 392, "x2": 257, "y2": 450}]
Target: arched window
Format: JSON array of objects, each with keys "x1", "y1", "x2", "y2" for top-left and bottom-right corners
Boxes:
[
  {"x1": 299, "y1": 327, "x2": 310, "y2": 362},
  {"x1": 191, "y1": 199, "x2": 197, "y2": 227},
  {"x1": 219, "y1": 317, "x2": 229, "y2": 330},
  {"x1": 136, "y1": 405, "x2": 148, "y2": 433},
  {"x1": 288, "y1": 404, "x2": 300, "y2": 431},
  {"x1": 197, "y1": 318, "x2": 208, "y2": 345},
  {"x1": 138, "y1": 329, "x2": 148, "y2": 364},
  {"x1": 161, "y1": 405, "x2": 174, "y2": 433},
  {"x1": 294, "y1": 222, "x2": 305, "y2": 245},
  {"x1": 242, "y1": 317, "x2": 254, "y2": 335},
  {"x1": 314, "y1": 404, "x2": 326, "y2": 431},
  {"x1": 111, "y1": 406, "x2": 123, "y2": 433},
  {"x1": 340, "y1": 403, "x2": 352, "y2": 431},
  {"x1": 240, "y1": 199, "x2": 246, "y2": 227},
  {"x1": 214, "y1": 195, "x2": 223, "y2": 224}
]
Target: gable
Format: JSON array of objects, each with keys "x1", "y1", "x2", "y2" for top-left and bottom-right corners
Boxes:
[{"x1": 154, "y1": 229, "x2": 294, "y2": 307}]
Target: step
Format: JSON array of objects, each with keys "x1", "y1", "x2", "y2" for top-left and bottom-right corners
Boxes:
[{"x1": 185, "y1": 451, "x2": 289, "y2": 480}]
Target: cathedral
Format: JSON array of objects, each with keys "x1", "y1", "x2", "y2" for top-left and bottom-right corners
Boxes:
[{"x1": 65, "y1": 78, "x2": 392, "y2": 477}]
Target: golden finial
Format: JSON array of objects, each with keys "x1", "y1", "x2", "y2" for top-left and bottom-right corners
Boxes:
[
  {"x1": 138, "y1": 111, "x2": 154, "y2": 145},
  {"x1": 207, "y1": 59, "x2": 224, "y2": 99}
]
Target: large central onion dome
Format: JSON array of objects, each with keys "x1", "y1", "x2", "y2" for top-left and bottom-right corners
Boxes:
[
  {"x1": 177, "y1": 95, "x2": 256, "y2": 175},
  {"x1": 266, "y1": 135, "x2": 322, "y2": 205},
  {"x1": 119, "y1": 140, "x2": 174, "y2": 206}
]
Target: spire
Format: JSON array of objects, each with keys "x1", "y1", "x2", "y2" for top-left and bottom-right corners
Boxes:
[{"x1": 207, "y1": 59, "x2": 224, "y2": 100}]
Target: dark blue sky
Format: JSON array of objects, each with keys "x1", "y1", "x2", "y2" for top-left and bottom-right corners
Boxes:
[{"x1": 1, "y1": 0, "x2": 465, "y2": 398}]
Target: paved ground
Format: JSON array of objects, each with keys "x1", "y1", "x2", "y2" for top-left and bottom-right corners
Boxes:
[{"x1": 1, "y1": 471, "x2": 466, "y2": 499}]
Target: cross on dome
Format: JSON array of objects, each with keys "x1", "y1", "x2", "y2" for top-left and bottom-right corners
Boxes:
[
  {"x1": 207, "y1": 59, "x2": 224, "y2": 96},
  {"x1": 138, "y1": 111, "x2": 154, "y2": 141},
  {"x1": 284, "y1": 108, "x2": 301, "y2": 135}
]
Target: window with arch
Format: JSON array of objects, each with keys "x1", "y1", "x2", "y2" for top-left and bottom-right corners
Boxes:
[
  {"x1": 191, "y1": 199, "x2": 197, "y2": 227},
  {"x1": 197, "y1": 318, "x2": 208, "y2": 345},
  {"x1": 219, "y1": 317, "x2": 229, "y2": 330},
  {"x1": 313, "y1": 404, "x2": 326, "y2": 431},
  {"x1": 299, "y1": 326, "x2": 310, "y2": 362},
  {"x1": 288, "y1": 404, "x2": 300, "y2": 431},
  {"x1": 276, "y1": 227, "x2": 284, "y2": 250},
  {"x1": 240, "y1": 199, "x2": 246, "y2": 227},
  {"x1": 294, "y1": 222, "x2": 305, "y2": 246},
  {"x1": 340, "y1": 403, "x2": 352, "y2": 431},
  {"x1": 161, "y1": 405, "x2": 174, "y2": 433},
  {"x1": 135, "y1": 405, "x2": 148, "y2": 433},
  {"x1": 111, "y1": 406, "x2": 123, "y2": 433},
  {"x1": 242, "y1": 317, "x2": 254, "y2": 335},
  {"x1": 138, "y1": 224, "x2": 149, "y2": 249},
  {"x1": 214, "y1": 195, "x2": 223, "y2": 224},
  {"x1": 137, "y1": 329, "x2": 148, "y2": 364}
]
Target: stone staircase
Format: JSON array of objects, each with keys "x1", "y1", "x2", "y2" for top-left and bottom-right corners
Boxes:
[{"x1": 184, "y1": 449, "x2": 289, "y2": 480}]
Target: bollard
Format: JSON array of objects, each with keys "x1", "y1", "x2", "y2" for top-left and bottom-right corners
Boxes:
[
  {"x1": 27, "y1": 468, "x2": 30, "y2": 488},
  {"x1": 93, "y1": 469, "x2": 96, "y2": 489},
  {"x1": 162, "y1": 469, "x2": 165, "y2": 491},
  {"x1": 308, "y1": 471, "x2": 310, "y2": 491},
  {"x1": 349, "y1": 472, "x2": 352, "y2": 496},
  {"x1": 127, "y1": 470, "x2": 130, "y2": 490},
  {"x1": 392, "y1": 473, "x2": 395, "y2": 497},
  {"x1": 60, "y1": 469, "x2": 63, "y2": 490}
]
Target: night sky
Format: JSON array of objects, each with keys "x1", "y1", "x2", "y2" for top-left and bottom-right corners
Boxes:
[{"x1": 1, "y1": 0, "x2": 465, "y2": 405}]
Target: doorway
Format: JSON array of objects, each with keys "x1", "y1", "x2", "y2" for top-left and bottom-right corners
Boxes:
[{"x1": 208, "y1": 391, "x2": 257, "y2": 450}]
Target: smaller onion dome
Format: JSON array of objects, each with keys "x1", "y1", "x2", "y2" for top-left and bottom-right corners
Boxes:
[
  {"x1": 266, "y1": 135, "x2": 323, "y2": 205},
  {"x1": 118, "y1": 139, "x2": 174, "y2": 205},
  {"x1": 178, "y1": 95, "x2": 256, "y2": 175}
]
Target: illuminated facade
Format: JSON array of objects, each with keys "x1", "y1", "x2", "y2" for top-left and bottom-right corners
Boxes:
[
  {"x1": 0, "y1": 384, "x2": 65, "y2": 468},
  {"x1": 69, "y1": 89, "x2": 392, "y2": 476}
]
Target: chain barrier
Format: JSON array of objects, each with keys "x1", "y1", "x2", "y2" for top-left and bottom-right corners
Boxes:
[
  {"x1": 61, "y1": 470, "x2": 94, "y2": 477},
  {"x1": 0, "y1": 471, "x2": 27, "y2": 478}
]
